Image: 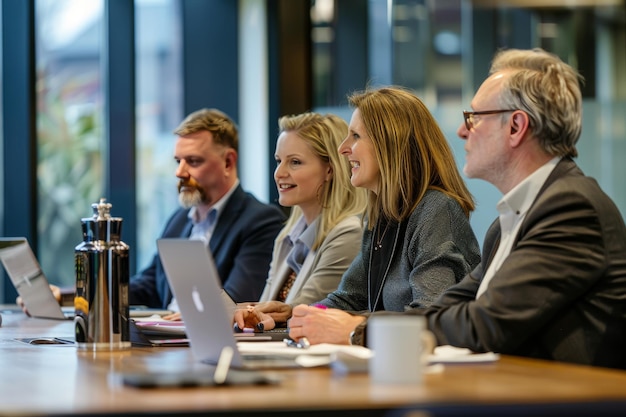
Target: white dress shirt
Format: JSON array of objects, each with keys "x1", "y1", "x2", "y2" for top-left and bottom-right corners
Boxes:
[{"x1": 476, "y1": 157, "x2": 560, "y2": 299}]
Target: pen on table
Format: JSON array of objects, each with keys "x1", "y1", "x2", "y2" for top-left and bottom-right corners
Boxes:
[
  {"x1": 284, "y1": 337, "x2": 310, "y2": 349},
  {"x1": 298, "y1": 337, "x2": 311, "y2": 349}
]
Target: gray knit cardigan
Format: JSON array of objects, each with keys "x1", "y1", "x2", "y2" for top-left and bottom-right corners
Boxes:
[{"x1": 318, "y1": 189, "x2": 481, "y2": 313}]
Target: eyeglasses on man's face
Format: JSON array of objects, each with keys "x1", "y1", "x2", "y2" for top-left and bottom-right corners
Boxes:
[{"x1": 463, "y1": 109, "x2": 517, "y2": 131}]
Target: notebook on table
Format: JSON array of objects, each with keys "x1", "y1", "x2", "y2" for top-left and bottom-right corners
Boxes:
[{"x1": 157, "y1": 238, "x2": 308, "y2": 369}]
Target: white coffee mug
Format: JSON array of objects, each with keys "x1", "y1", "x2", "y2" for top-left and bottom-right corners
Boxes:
[{"x1": 367, "y1": 315, "x2": 435, "y2": 384}]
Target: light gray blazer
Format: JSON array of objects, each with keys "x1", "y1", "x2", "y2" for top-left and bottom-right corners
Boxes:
[{"x1": 258, "y1": 215, "x2": 363, "y2": 305}]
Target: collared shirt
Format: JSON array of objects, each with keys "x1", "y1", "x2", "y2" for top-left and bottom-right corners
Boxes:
[
  {"x1": 285, "y1": 216, "x2": 318, "y2": 275},
  {"x1": 476, "y1": 157, "x2": 560, "y2": 299},
  {"x1": 187, "y1": 179, "x2": 240, "y2": 244},
  {"x1": 168, "y1": 180, "x2": 240, "y2": 312}
]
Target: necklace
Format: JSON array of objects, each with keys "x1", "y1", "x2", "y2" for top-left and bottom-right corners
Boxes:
[
  {"x1": 374, "y1": 219, "x2": 389, "y2": 251},
  {"x1": 367, "y1": 219, "x2": 399, "y2": 312}
]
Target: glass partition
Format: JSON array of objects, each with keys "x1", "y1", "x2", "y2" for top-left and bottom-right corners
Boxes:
[{"x1": 311, "y1": 0, "x2": 626, "y2": 244}]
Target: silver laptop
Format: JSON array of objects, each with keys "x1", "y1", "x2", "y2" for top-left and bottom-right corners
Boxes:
[
  {"x1": 0, "y1": 237, "x2": 173, "y2": 321},
  {"x1": 0, "y1": 237, "x2": 72, "y2": 320},
  {"x1": 157, "y1": 238, "x2": 298, "y2": 369}
]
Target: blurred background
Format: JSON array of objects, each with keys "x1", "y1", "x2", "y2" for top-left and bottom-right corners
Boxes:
[{"x1": 1, "y1": 0, "x2": 624, "y2": 302}]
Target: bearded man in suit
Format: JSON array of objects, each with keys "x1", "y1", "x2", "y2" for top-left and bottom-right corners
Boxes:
[{"x1": 130, "y1": 108, "x2": 285, "y2": 309}]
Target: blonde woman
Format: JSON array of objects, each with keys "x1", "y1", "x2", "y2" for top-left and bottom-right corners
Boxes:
[
  {"x1": 257, "y1": 112, "x2": 366, "y2": 306},
  {"x1": 236, "y1": 86, "x2": 481, "y2": 340}
]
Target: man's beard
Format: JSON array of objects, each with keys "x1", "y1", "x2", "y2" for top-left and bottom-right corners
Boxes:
[{"x1": 177, "y1": 180, "x2": 206, "y2": 208}]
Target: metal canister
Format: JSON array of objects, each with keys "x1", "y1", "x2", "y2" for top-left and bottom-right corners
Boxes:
[{"x1": 74, "y1": 198, "x2": 130, "y2": 350}]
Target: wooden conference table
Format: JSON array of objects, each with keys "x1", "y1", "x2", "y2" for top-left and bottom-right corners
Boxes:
[{"x1": 2, "y1": 306, "x2": 626, "y2": 417}]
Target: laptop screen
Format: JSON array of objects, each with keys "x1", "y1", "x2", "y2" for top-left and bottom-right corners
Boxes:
[{"x1": 0, "y1": 238, "x2": 67, "y2": 320}]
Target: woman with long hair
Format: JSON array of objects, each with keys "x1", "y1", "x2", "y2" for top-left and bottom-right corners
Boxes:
[
  {"x1": 236, "y1": 87, "x2": 481, "y2": 344},
  {"x1": 257, "y1": 112, "x2": 367, "y2": 305}
]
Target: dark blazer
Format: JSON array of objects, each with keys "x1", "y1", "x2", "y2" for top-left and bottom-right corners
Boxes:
[
  {"x1": 422, "y1": 158, "x2": 626, "y2": 369},
  {"x1": 129, "y1": 185, "x2": 285, "y2": 308}
]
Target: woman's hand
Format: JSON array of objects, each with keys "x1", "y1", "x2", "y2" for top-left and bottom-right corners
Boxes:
[
  {"x1": 232, "y1": 301, "x2": 293, "y2": 331},
  {"x1": 254, "y1": 301, "x2": 293, "y2": 323},
  {"x1": 288, "y1": 304, "x2": 365, "y2": 345}
]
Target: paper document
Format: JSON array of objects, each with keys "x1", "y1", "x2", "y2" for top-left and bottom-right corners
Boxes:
[
  {"x1": 132, "y1": 317, "x2": 186, "y2": 336},
  {"x1": 427, "y1": 345, "x2": 500, "y2": 364},
  {"x1": 237, "y1": 342, "x2": 372, "y2": 368}
]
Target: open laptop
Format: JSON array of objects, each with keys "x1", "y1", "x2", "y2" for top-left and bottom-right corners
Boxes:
[
  {"x1": 0, "y1": 237, "x2": 172, "y2": 321},
  {"x1": 0, "y1": 238, "x2": 73, "y2": 320},
  {"x1": 157, "y1": 238, "x2": 300, "y2": 369}
]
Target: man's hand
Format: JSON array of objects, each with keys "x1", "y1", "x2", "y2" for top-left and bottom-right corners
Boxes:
[
  {"x1": 288, "y1": 304, "x2": 366, "y2": 345},
  {"x1": 17, "y1": 284, "x2": 61, "y2": 316}
]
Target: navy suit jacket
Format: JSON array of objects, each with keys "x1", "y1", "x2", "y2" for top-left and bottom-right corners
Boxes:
[{"x1": 129, "y1": 185, "x2": 285, "y2": 308}]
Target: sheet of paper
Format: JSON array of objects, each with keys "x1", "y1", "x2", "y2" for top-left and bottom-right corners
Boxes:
[
  {"x1": 132, "y1": 318, "x2": 186, "y2": 336},
  {"x1": 237, "y1": 341, "x2": 372, "y2": 357},
  {"x1": 427, "y1": 345, "x2": 500, "y2": 364},
  {"x1": 237, "y1": 341, "x2": 372, "y2": 368}
]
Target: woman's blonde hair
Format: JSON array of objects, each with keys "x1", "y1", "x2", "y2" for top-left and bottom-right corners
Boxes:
[
  {"x1": 275, "y1": 112, "x2": 366, "y2": 250},
  {"x1": 348, "y1": 86, "x2": 475, "y2": 229}
]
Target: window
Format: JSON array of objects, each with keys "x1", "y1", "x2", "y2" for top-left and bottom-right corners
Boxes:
[
  {"x1": 35, "y1": 0, "x2": 104, "y2": 287},
  {"x1": 135, "y1": 0, "x2": 183, "y2": 271}
]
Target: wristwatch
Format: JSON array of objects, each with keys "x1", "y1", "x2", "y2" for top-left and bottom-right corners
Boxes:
[{"x1": 348, "y1": 322, "x2": 367, "y2": 346}]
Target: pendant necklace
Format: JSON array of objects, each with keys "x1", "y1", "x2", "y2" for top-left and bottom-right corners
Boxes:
[
  {"x1": 367, "y1": 220, "x2": 400, "y2": 312},
  {"x1": 374, "y1": 219, "x2": 389, "y2": 251}
]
